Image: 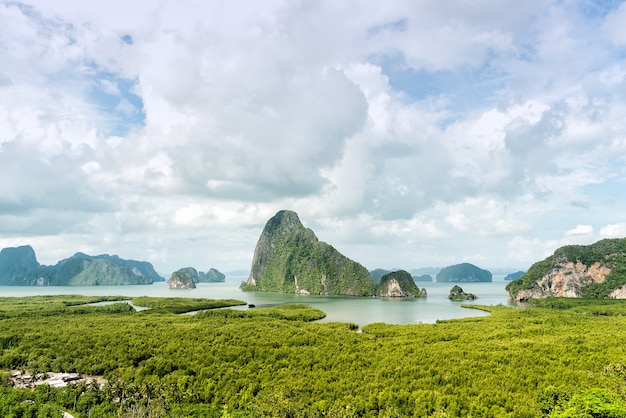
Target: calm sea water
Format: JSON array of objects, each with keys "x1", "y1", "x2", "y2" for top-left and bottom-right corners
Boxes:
[{"x1": 0, "y1": 277, "x2": 514, "y2": 327}]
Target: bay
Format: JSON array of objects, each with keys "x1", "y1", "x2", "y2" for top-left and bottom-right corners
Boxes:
[{"x1": 0, "y1": 277, "x2": 514, "y2": 327}]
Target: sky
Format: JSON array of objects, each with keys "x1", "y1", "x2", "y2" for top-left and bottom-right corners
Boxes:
[{"x1": 2, "y1": 0, "x2": 626, "y2": 277}]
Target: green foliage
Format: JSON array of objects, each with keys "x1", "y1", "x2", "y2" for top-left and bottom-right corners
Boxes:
[
  {"x1": 131, "y1": 297, "x2": 246, "y2": 314},
  {"x1": 550, "y1": 388, "x2": 626, "y2": 417},
  {"x1": 5, "y1": 296, "x2": 626, "y2": 416},
  {"x1": 507, "y1": 238, "x2": 626, "y2": 299},
  {"x1": 0, "y1": 295, "x2": 130, "y2": 318},
  {"x1": 196, "y1": 303, "x2": 326, "y2": 322}
]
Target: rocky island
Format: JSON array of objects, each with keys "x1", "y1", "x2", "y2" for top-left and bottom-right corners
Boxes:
[
  {"x1": 448, "y1": 285, "x2": 477, "y2": 301},
  {"x1": 242, "y1": 210, "x2": 377, "y2": 296},
  {"x1": 168, "y1": 269, "x2": 197, "y2": 289},
  {"x1": 507, "y1": 238, "x2": 626, "y2": 301},
  {"x1": 378, "y1": 270, "x2": 427, "y2": 298}
]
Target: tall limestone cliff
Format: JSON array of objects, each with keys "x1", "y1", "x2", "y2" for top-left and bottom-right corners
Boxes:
[
  {"x1": 378, "y1": 270, "x2": 427, "y2": 298},
  {"x1": 507, "y1": 238, "x2": 626, "y2": 301},
  {"x1": 243, "y1": 210, "x2": 377, "y2": 296}
]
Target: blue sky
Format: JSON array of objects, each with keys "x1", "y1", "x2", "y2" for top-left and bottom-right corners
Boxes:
[{"x1": 1, "y1": 0, "x2": 626, "y2": 275}]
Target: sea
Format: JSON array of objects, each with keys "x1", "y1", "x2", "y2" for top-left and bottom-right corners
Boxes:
[{"x1": 0, "y1": 276, "x2": 515, "y2": 327}]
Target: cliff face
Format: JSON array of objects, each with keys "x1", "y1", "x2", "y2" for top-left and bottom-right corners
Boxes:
[
  {"x1": 507, "y1": 238, "x2": 626, "y2": 301},
  {"x1": 514, "y1": 261, "x2": 610, "y2": 301},
  {"x1": 243, "y1": 210, "x2": 377, "y2": 296},
  {"x1": 378, "y1": 270, "x2": 426, "y2": 298}
]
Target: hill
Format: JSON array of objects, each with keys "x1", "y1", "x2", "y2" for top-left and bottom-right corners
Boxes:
[
  {"x1": 0, "y1": 245, "x2": 164, "y2": 286},
  {"x1": 436, "y1": 263, "x2": 492, "y2": 282},
  {"x1": 242, "y1": 210, "x2": 377, "y2": 296},
  {"x1": 507, "y1": 238, "x2": 626, "y2": 301}
]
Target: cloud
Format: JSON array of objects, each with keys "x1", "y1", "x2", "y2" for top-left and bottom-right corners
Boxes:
[
  {"x1": 600, "y1": 223, "x2": 626, "y2": 238},
  {"x1": 565, "y1": 224, "x2": 594, "y2": 236},
  {"x1": 2, "y1": 1, "x2": 626, "y2": 274}
]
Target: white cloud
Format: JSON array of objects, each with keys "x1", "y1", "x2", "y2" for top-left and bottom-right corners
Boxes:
[
  {"x1": 2, "y1": 1, "x2": 626, "y2": 274},
  {"x1": 565, "y1": 224, "x2": 594, "y2": 236},
  {"x1": 600, "y1": 223, "x2": 626, "y2": 238}
]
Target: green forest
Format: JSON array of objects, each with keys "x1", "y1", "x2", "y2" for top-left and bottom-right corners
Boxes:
[{"x1": 2, "y1": 296, "x2": 626, "y2": 417}]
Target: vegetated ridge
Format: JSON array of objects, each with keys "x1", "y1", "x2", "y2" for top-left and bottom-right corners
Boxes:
[
  {"x1": 506, "y1": 238, "x2": 626, "y2": 301},
  {"x1": 0, "y1": 245, "x2": 164, "y2": 286},
  {"x1": 436, "y1": 263, "x2": 492, "y2": 282},
  {"x1": 242, "y1": 210, "x2": 379, "y2": 296}
]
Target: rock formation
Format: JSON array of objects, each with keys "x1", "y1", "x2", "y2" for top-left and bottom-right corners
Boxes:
[
  {"x1": 378, "y1": 270, "x2": 426, "y2": 298},
  {"x1": 168, "y1": 269, "x2": 197, "y2": 289},
  {"x1": 0, "y1": 245, "x2": 164, "y2": 285},
  {"x1": 448, "y1": 285, "x2": 477, "y2": 301},
  {"x1": 199, "y1": 268, "x2": 226, "y2": 282},
  {"x1": 413, "y1": 274, "x2": 433, "y2": 282},
  {"x1": 243, "y1": 210, "x2": 377, "y2": 296},
  {"x1": 436, "y1": 263, "x2": 492, "y2": 282},
  {"x1": 507, "y1": 238, "x2": 626, "y2": 301}
]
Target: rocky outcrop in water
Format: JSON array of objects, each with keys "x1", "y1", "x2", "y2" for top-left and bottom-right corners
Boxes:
[
  {"x1": 378, "y1": 270, "x2": 426, "y2": 298},
  {"x1": 168, "y1": 269, "x2": 197, "y2": 289},
  {"x1": 242, "y1": 210, "x2": 377, "y2": 296},
  {"x1": 448, "y1": 285, "x2": 477, "y2": 301}
]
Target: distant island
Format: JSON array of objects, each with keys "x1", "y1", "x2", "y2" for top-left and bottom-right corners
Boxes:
[
  {"x1": 504, "y1": 271, "x2": 526, "y2": 281},
  {"x1": 0, "y1": 245, "x2": 164, "y2": 286},
  {"x1": 507, "y1": 238, "x2": 626, "y2": 301},
  {"x1": 369, "y1": 268, "x2": 390, "y2": 284},
  {"x1": 436, "y1": 263, "x2": 492, "y2": 282},
  {"x1": 172, "y1": 267, "x2": 226, "y2": 284}
]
